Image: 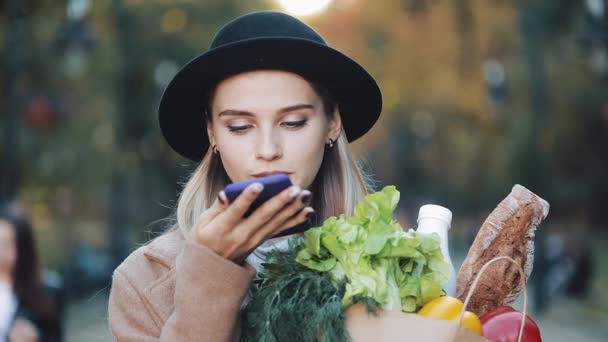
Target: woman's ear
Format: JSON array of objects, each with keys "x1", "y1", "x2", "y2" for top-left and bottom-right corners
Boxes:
[
  {"x1": 207, "y1": 120, "x2": 216, "y2": 147},
  {"x1": 327, "y1": 108, "x2": 342, "y2": 141}
]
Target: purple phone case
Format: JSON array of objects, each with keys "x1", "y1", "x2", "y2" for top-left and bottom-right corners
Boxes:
[
  {"x1": 224, "y1": 173, "x2": 292, "y2": 214},
  {"x1": 223, "y1": 173, "x2": 311, "y2": 237}
]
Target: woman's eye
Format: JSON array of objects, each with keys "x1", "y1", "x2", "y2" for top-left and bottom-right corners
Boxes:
[
  {"x1": 283, "y1": 119, "x2": 307, "y2": 128},
  {"x1": 228, "y1": 125, "x2": 252, "y2": 133}
]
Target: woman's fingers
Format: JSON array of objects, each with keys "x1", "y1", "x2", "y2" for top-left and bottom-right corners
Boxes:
[
  {"x1": 191, "y1": 191, "x2": 229, "y2": 244},
  {"x1": 245, "y1": 191, "x2": 313, "y2": 247},
  {"x1": 213, "y1": 182, "x2": 265, "y2": 230},
  {"x1": 191, "y1": 182, "x2": 315, "y2": 263},
  {"x1": 266, "y1": 205, "x2": 314, "y2": 240},
  {"x1": 196, "y1": 191, "x2": 229, "y2": 227},
  {"x1": 244, "y1": 185, "x2": 302, "y2": 226},
  {"x1": 276, "y1": 206, "x2": 315, "y2": 234},
  {"x1": 263, "y1": 190, "x2": 311, "y2": 231}
]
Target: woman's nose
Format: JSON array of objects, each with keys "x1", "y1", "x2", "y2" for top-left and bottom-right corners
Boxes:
[{"x1": 255, "y1": 131, "x2": 283, "y2": 161}]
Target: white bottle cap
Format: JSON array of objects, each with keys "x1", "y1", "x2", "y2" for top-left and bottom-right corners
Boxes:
[{"x1": 417, "y1": 204, "x2": 453, "y2": 229}]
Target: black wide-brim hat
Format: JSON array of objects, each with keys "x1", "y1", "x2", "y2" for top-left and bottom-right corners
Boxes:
[{"x1": 159, "y1": 11, "x2": 382, "y2": 161}]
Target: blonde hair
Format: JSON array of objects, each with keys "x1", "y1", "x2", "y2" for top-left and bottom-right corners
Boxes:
[{"x1": 174, "y1": 129, "x2": 372, "y2": 238}]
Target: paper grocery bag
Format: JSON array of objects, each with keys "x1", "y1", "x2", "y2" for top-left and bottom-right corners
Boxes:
[
  {"x1": 345, "y1": 304, "x2": 489, "y2": 342},
  {"x1": 345, "y1": 256, "x2": 533, "y2": 342}
]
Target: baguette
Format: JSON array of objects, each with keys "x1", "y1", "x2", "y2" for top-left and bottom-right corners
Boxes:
[{"x1": 455, "y1": 184, "x2": 549, "y2": 316}]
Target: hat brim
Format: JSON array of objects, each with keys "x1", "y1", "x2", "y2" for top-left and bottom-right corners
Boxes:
[{"x1": 159, "y1": 37, "x2": 382, "y2": 161}]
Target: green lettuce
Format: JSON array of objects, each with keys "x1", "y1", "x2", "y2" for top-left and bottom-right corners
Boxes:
[{"x1": 295, "y1": 186, "x2": 451, "y2": 312}]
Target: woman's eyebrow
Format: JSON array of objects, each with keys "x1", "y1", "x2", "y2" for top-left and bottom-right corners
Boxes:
[
  {"x1": 218, "y1": 109, "x2": 254, "y2": 117},
  {"x1": 218, "y1": 104, "x2": 314, "y2": 118},
  {"x1": 278, "y1": 104, "x2": 314, "y2": 114}
]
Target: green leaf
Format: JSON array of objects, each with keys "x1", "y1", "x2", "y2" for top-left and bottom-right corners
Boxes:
[
  {"x1": 398, "y1": 275, "x2": 419, "y2": 298},
  {"x1": 419, "y1": 273, "x2": 445, "y2": 305},
  {"x1": 295, "y1": 250, "x2": 337, "y2": 272},
  {"x1": 303, "y1": 227, "x2": 323, "y2": 257},
  {"x1": 295, "y1": 185, "x2": 451, "y2": 313},
  {"x1": 402, "y1": 296, "x2": 417, "y2": 313},
  {"x1": 363, "y1": 229, "x2": 390, "y2": 255}
]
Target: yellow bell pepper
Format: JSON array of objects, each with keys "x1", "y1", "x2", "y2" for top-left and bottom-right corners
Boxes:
[{"x1": 417, "y1": 296, "x2": 483, "y2": 335}]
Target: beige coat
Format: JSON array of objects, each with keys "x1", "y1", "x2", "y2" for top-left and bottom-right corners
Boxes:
[{"x1": 108, "y1": 229, "x2": 255, "y2": 341}]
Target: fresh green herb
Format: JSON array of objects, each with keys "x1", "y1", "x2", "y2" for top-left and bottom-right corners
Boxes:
[{"x1": 240, "y1": 240, "x2": 349, "y2": 342}]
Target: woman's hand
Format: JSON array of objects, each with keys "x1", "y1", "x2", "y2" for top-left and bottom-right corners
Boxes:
[
  {"x1": 191, "y1": 183, "x2": 314, "y2": 263},
  {"x1": 9, "y1": 318, "x2": 39, "y2": 342}
]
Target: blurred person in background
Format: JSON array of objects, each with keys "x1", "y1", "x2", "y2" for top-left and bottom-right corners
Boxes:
[
  {"x1": 0, "y1": 208, "x2": 62, "y2": 342},
  {"x1": 108, "y1": 10, "x2": 382, "y2": 341}
]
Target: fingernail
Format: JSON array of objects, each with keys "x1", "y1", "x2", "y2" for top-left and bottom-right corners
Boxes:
[
  {"x1": 252, "y1": 183, "x2": 264, "y2": 193},
  {"x1": 289, "y1": 186, "x2": 301, "y2": 199},
  {"x1": 217, "y1": 191, "x2": 227, "y2": 205},
  {"x1": 305, "y1": 209, "x2": 315, "y2": 221},
  {"x1": 300, "y1": 191, "x2": 312, "y2": 205}
]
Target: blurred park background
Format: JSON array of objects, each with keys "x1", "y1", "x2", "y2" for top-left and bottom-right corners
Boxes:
[{"x1": 1, "y1": 0, "x2": 607, "y2": 341}]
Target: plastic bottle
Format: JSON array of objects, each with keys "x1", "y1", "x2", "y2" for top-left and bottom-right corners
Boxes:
[{"x1": 416, "y1": 204, "x2": 456, "y2": 296}]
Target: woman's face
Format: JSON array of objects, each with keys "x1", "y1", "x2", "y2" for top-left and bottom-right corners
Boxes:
[
  {"x1": 208, "y1": 70, "x2": 341, "y2": 189},
  {"x1": 0, "y1": 220, "x2": 17, "y2": 275}
]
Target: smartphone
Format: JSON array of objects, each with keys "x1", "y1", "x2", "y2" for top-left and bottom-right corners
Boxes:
[{"x1": 223, "y1": 173, "x2": 311, "y2": 237}]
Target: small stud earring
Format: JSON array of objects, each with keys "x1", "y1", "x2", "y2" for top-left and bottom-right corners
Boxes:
[
  {"x1": 326, "y1": 138, "x2": 335, "y2": 149},
  {"x1": 212, "y1": 145, "x2": 219, "y2": 155}
]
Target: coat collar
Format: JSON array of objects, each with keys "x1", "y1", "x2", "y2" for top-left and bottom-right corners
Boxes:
[
  {"x1": 142, "y1": 228, "x2": 185, "y2": 268},
  {"x1": 139, "y1": 228, "x2": 185, "y2": 326}
]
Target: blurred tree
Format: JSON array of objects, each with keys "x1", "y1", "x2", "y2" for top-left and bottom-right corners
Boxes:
[
  {"x1": 1, "y1": 0, "x2": 607, "y2": 284},
  {"x1": 0, "y1": 0, "x2": 29, "y2": 204}
]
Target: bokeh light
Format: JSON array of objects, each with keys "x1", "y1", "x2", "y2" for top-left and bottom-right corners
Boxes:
[
  {"x1": 276, "y1": 0, "x2": 334, "y2": 16},
  {"x1": 161, "y1": 8, "x2": 188, "y2": 33}
]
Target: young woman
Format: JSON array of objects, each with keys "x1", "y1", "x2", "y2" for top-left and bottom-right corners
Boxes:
[
  {"x1": 0, "y1": 209, "x2": 61, "y2": 342},
  {"x1": 108, "y1": 11, "x2": 382, "y2": 341}
]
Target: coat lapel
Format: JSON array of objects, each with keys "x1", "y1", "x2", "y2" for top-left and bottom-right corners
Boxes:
[{"x1": 140, "y1": 229, "x2": 184, "y2": 325}]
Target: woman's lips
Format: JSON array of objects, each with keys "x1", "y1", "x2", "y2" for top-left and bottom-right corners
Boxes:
[{"x1": 252, "y1": 171, "x2": 291, "y2": 177}]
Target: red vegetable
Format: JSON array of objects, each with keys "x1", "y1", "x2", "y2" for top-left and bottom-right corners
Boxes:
[
  {"x1": 479, "y1": 305, "x2": 515, "y2": 322},
  {"x1": 480, "y1": 306, "x2": 542, "y2": 342}
]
